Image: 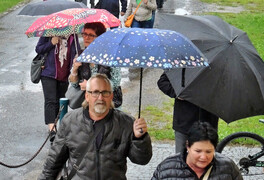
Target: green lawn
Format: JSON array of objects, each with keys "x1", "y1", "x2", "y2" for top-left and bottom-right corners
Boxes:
[
  {"x1": 0, "y1": 0, "x2": 27, "y2": 14},
  {"x1": 201, "y1": 0, "x2": 264, "y2": 12}
]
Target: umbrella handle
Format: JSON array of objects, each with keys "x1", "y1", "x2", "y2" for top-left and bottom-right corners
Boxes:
[
  {"x1": 73, "y1": 31, "x2": 79, "y2": 56},
  {"x1": 138, "y1": 68, "x2": 143, "y2": 118},
  {"x1": 181, "y1": 68, "x2": 186, "y2": 87}
]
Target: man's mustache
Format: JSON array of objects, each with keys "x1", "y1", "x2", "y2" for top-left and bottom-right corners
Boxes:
[{"x1": 95, "y1": 100, "x2": 105, "y2": 105}]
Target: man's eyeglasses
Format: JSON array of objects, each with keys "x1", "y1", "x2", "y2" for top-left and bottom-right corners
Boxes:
[
  {"x1": 81, "y1": 33, "x2": 97, "y2": 38},
  {"x1": 87, "y1": 90, "x2": 112, "y2": 98}
]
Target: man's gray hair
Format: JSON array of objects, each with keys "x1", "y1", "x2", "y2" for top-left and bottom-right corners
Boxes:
[
  {"x1": 86, "y1": 73, "x2": 113, "y2": 92},
  {"x1": 82, "y1": 73, "x2": 115, "y2": 109}
]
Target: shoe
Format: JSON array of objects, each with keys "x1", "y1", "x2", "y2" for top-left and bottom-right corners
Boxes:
[{"x1": 49, "y1": 130, "x2": 56, "y2": 145}]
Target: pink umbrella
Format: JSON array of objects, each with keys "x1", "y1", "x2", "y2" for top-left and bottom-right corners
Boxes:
[{"x1": 25, "y1": 8, "x2": 120, "y2": 38}]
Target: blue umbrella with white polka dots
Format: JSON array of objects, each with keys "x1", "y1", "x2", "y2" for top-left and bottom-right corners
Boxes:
[{"x1": 77, "y1": 28, "x2": 208, "y2": 117}]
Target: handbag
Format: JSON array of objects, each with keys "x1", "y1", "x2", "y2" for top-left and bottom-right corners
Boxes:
[
  {"x1": 125, "y1": 0, "x2": 143, "y2": 27},
  {"x1": 113, "y1": 86, "x2": 123, "y2": 108},
  {"x1": 65, "y1": 85, "x2": 85, "y2": 109},
  {"x1": 125, "y1": 14, "x2": 135, "y2": 28},
  {"x1": 30, "y1": 53, "x2": 47, "y2": 84}
]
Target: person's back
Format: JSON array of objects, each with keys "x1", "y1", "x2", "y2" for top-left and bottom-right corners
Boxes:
[{"x1": 90, "y1": 0, "x2": 127, "y2": 18}]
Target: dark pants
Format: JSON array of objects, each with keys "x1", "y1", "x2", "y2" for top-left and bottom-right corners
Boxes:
[
  {"x1": 156, "y1": 0, "x2": 164, "y2": 8},
  {"x1": 41, "y1": 76, "x2": 69, "y2": 125},
  {"x1": 150, "y1": 10, "x2": 156, "y2": 28},
  {"x1": 175, "y1": 131, "x2": 188, "y2": 153}
]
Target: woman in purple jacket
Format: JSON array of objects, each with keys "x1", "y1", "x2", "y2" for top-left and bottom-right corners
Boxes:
[{"x1": 35, "y1": 35, "x2": 80, "y2": 144}]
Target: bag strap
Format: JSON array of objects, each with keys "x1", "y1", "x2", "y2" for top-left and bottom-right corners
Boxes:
[
  {"x1": 202, "y1": 165, "x2": 213, "y2": 180},
  {"x1": 41, "y1": 53, "x2": 48, "y2": 65},
  {"x1": 133, "y1": 0, "x2": 143, "y2": 16},
  {"x1": 67, "y1": 120, "x2": 105, "y2": 180}
]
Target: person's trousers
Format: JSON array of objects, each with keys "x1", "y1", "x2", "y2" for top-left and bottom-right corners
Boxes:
[
  {"x1": 131, "y1": 19, "x2": 153, "y2": 28},
  {"x1": 41, "y1": 76, "x2": 69, "y2": 125},
  {"x1": 175, "y1": 131, "x2": 188, "y2": 154}
]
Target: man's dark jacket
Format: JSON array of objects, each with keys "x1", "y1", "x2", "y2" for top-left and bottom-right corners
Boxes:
[
  {"x1": 157, "y1": 73, "x2": 218, "y2": 134},
  {"x1": 38, "y1": 108, "x2": 152, "y2": 179},
  {"x1": 90, "y1": 0, "x2": 127, "y2": 18}
]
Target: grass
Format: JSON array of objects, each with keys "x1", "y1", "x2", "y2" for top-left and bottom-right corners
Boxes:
[
  {"x1": 0, "y1": 0, "x2": 27, "y2": 14},
  {"x1": 200, "y1": 0, "x2": 264, "y2": 12},
  {"x1": 209, "y1": 13, "x2": 264, "y2": 59},
  {"x1": 143, "y1": 97, "x2": 264, "y2": 142},
  {"x1": 142, "y1": 0, "x2": 264, "y2": 142},
  {"x1": 141, "y1": 99, "x2": 175, "y2": 141}
]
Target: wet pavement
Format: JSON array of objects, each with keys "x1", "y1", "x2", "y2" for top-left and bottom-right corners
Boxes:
[{"x1": 0, "y1": 0, "x2": 254, "y2": 179}]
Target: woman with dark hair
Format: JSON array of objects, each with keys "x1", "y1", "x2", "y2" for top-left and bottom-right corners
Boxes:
[
  {"x1": 68, "y1": 22, "x2": 122, "y2": 108},
  {"x1": 152, "y1": 122, "x2": 243, "y2": 180}
]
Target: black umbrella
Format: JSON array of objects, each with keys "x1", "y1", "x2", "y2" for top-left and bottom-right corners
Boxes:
[
  {"x1": 18, "y1": 0, "x2": 87, "y2": 16},
  {"x1": 156, "y1": 14, "x2": 264, "y2": 123}
]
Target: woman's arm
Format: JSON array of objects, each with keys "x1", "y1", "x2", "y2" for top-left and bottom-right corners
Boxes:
[
  {"x1": 143, "y1": 0, "x2": 157, "y2": 10},
  {"x1": 69, "y1": 58, "x2": 82, "y2": 84},
  {"x1": 35, "y1": 37, "x2": 57, "y2": 54},
  {"x1": 157, "y1": 72, "x2": 176, "y2": 98}
]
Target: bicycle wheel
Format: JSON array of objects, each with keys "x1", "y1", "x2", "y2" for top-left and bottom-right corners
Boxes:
[{"x1": 217, "y1": 132, "x2": 264, "y2": 179}]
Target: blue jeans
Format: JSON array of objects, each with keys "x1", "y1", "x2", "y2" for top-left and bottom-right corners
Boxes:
[
  {"x1": 150, "y1": 10, "x2": 156, "y2": 28},
  {"x1": 131, "y1": 19, "x2": 153, "y2": 28}
]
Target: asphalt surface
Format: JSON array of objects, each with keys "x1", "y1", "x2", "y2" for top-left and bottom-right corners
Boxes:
[{"x1": 0, "y1": 0, "x2": 254, "y2": 179}]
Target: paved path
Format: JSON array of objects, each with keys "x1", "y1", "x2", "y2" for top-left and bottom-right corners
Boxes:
[{"x1": 127, "y1": 142, "x2": 175, "y2": 179}]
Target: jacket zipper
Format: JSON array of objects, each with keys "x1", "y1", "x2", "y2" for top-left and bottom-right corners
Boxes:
[{"x1": 96, "y1": 148, "x2": 100, "y2": 180}]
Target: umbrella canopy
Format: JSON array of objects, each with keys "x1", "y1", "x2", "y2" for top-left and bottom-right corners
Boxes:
[
  {"x1": 77, "y1": 28, "x2": 208, "y2": 68},
  {"x1": 18, "y1": 0, "x2": 87, "y2": 16},
  {"x1": 156, "y1": 14, "x2": 264, "y2": 123},
  {"x1": 77, "y1": 28, "x2": 208, "y2": 117},
  {"x1": 25, "y1": 8, "x2": 121, "y2": 38}
]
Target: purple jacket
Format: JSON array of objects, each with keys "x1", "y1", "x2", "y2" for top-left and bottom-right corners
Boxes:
[{"x1": 35, "y1": 35, "x2": 80, "y2": 82}]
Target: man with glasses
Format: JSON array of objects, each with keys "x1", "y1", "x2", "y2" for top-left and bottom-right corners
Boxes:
[{"x1": 38, "y1": 73, "x2": 152, "y2": 179}]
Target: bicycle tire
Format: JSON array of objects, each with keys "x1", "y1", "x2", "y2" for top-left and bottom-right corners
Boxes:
[{"x1": 216, "y1": 132, "x2": 264, "y2": 178}]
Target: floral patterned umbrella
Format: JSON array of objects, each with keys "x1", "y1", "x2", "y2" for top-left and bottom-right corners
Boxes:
[
  {"x1": 77, "y1": 28, "x2": 207, "y2": 68},
  {"x1": 77, "y1": 28, "x2": 208, "y2": 117},
  {"x1": 25, "y1": 8, "x2": 120, "y2": 38}
]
